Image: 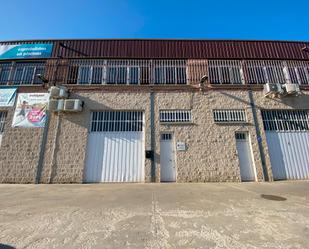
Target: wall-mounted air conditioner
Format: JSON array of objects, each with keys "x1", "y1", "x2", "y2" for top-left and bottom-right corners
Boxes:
[
  {"x1": 63, "y1": 99, "x2": 83, "y2": 112},
  {"x1": 284, "y1": 84, "x2": 300, "y2": 95},
  {"x1": 47, "y1": 99, "x2": 64, "y2": 112},
  {"x1": 49, "y1": 86, "x2": 69, "y2": 99},
  {"x1": 263, "y1": 83, "x2": 283, "y2": 97}
]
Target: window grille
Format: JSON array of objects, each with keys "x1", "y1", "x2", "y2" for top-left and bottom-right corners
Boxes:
[
  {"x1": 161, "y1": 133, "x2": 172, "y2": 140},
  {"x1": 207, "y1": 60, "x2": 309, "y2": 85},
  {"x1": 235, "y1": 132, "x2": 247, "y2": 140},
  {"x1": 0, "y1": 62, "x2": 45, "y2": 85},
  {"x1": 213, "y1": 109, "x2": 247, "y2": 123},
  {"x1": 0, "y1": 112, "x2": 7, "y2": 133},
  {"x1": 0, "y1": 63, "x2": 11, "y2": 85},
  {"x1": 66, "y1": 59, "x2": 187, "y2": 85},
  {"x1": 153, "y1": 60, "x2": 187, "y2": 84},
  {"x1": 208, "y1": 60, "x2": 243, "y2": 84},
  {"x1": 261, "y1": 110, "x2": 309, "y2": 131},
  {"x1": 244, "y1": 60, "x2": 286, "y2": 84},
  {"x1": 159, "y1": 110, "x2": 192, "y2": 123},
  {"x1": 90, "y1": 111, "x2": 143, "y2": 132},
  {"x1": 285, "y1": 61, "x2": 309, "y2": 85}
]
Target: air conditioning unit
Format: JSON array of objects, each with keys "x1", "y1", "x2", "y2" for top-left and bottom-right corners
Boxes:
[
  {"x1": 47, "y1": 99, "x2": 64, "y2": 112},
  {"x1": 63, "y1": 99, "x2": 83, "y2": 112},
  {"x1": 284, "y1": 84, "x2": 300, "y2": 95},
  {"x1": 49, "y1": 86, "x2": 69, "y2": 99},
  {"x1": 263, "y1": 83, "x2": 283, "y2": 97}
]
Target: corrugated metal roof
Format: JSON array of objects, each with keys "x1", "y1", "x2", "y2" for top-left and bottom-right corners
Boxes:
[{"x1": 1, "y1": 39, "x2": 309, "y2": 60}]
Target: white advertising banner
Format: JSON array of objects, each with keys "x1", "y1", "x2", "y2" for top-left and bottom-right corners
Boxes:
[
  {"x1": 0, "y1": 88, "x2": 17, "y2": 107},
  {"x1": 12, "y1": 93, "x2": 49, "y2": 128}
]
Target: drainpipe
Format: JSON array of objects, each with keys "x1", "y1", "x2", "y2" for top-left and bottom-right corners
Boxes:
[
  {"x1": 150, "y1": 91, "x2": 156, "y2": 182},
  {"x1": 49, "y1": 113, "x2": 61, "y2": 183},
  {"x1": 248, "y1": 90, "x2": 269, "y2": 181},
  {"x1": 35, "y1": 111, "x2": 51, "y2": 184}
]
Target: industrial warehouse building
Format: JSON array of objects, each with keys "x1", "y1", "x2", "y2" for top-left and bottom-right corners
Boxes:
[{"x1": 1, "y1": 39, "x2": 309, "y2": 183}]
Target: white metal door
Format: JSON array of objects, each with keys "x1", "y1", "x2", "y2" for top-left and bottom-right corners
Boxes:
[
  {"x1": 84, "y1": 111, "x2": 145, "y2": 183},
  {"x1": 266, "y1": 132, "x2": 309, "y2": 180},
  {"x1": 160, "y1": 133, "x2": 176, "y2": 182},
  {"x1": 235, "y1": 132, "x2": 255, "y2": 181},
  {"x1": 262, "y1": 110, "x2": 309, "y2": 180}
]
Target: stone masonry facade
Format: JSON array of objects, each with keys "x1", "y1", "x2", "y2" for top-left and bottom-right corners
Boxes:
[{"x1": 1, "y1": 88, "x2": 309, "y2": 183}]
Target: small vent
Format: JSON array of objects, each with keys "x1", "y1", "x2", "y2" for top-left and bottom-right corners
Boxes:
[
  {"x1": 160, "y1": 110, "x2": 192, "y2": 123},
  {"x1": 235, "y1": 132, "x2": 247, "y2": 140},
  {"x1": 161, "y1": 133, "x2": 172, "y2": 141},
  {"x1": 213, "y1": 109, "x2": 246, "y2": 123}
]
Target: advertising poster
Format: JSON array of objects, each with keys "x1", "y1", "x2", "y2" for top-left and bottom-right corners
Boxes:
[
  {"x1": 0, "y1": 43, "x2": 53, "y2": 60},
  {"x1": 12, "y1": 93, "x2": 50, "y2": 128},
  {"x1": 0, "y1": 88, "x2": 17, "y2": 107}
]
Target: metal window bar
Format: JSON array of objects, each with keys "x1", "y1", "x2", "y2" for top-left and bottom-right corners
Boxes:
[
  {"x1": 208, "y1": 60, "x2": 243, "y2": 84},
  {"x1": 261, "y1": 110, "x2": 309, "y2": 131},
  {"x1": 0, "y1": 112, "x2": 7, "y2": 133},
  {"x1": 159, "y1": 110, "x2": 192, "y2": 123},
  {"x1": 161, "y1": 133, "x2": 172, "y2": 140},
  {"x1": 213, "y1": 109, "x2": 247, "y2": 123},
  {"x1": 0, "y1": 62, "x2": 46, "y2": 85},
  {"x1": 90, "y1": 111, "x2": 143, "y2": 132},
  {"x1": 235, "y1": 132, "x2": 247, "y2": 140},
  {"x1": 66, "y1": 59, "x2": 187, "y2": 85}
]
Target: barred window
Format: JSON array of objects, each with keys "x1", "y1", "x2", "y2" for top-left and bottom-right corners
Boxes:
[
  {"x1": 161, "y1": 133, "x2": 172, "y2": 140},
  {"x1": 90, "y1": 111, "x2": 143, "y2": 132},
  {"x1": 0, "y1": 63, "x2": 11, "y2": 85},
  {"x1": 0, "y1": 62, "x2": 45, "y2": 85},
  {"x1": 160, "y1": 110, "x2": 192, "y2": 123},
  {"x1": 208, "y1": 60, "x2": 243, "y2": 84},
  {"x1": 261, "y1": 110, "x2": 309, "y2": 131},
  {"x1": 213, "y1": 109, "x2": 247, "y2": 123},
  {"x1": 153, "y1": 60, "x2": 187, "y2": 84},
  {"x1": 0, "y1": 112, "x2": 7, "y2": 133},
  {"x1": 244, "y1": 60, "x2": 285, "y2": 84},
  {"x1": 285, "y1": 61, "x2": 309, "y2": 85}
]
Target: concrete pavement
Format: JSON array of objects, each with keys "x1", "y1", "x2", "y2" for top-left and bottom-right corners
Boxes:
[{"x1": 0, "y1": 182, "x2": 308, "y2": 249}]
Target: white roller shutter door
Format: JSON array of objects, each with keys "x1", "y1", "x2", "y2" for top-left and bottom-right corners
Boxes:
[
  {"x1": 84, "y1": 111, "x2": 145, "y2": 183},
  {"x1": 262, "y1": 110, "x2": 309, "y2": 180}
]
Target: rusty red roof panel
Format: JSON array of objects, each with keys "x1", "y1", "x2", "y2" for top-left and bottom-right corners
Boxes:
[{"x1": 1, "y1": 39, "x2": 309, "y2": 60}]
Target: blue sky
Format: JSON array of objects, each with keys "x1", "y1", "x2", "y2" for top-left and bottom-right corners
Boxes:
[{"x1": 1, "y1": 0, "x2": 308, "y2": 41}]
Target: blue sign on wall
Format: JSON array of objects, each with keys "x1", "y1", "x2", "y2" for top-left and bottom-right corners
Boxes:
[{"x1": 0, "y1": 43, "x2": 53, "y2": 60}]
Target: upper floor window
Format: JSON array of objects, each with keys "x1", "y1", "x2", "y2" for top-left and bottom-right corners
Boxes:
[
  {"x1": 208, "y1": 60, "x2": 243, "y2": 84},
  {"x1": 244, "y1": 60, "x2": 285, "y2": 84},
  {"x1": 153, "y1": 60, "x2": 187, "y2": 84},
  {"x1": 66, "y1": 59, "x2": 187, "y2": 85},
  {"x1": 208, "y1": 60, "x2": 309, "y2": 85},
  {"x1": 0, "y1": 62, "x2": 45, "y2": 85},
  {"x1": 285, "y1": 61, "x2": 309, "y2": 85}
]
